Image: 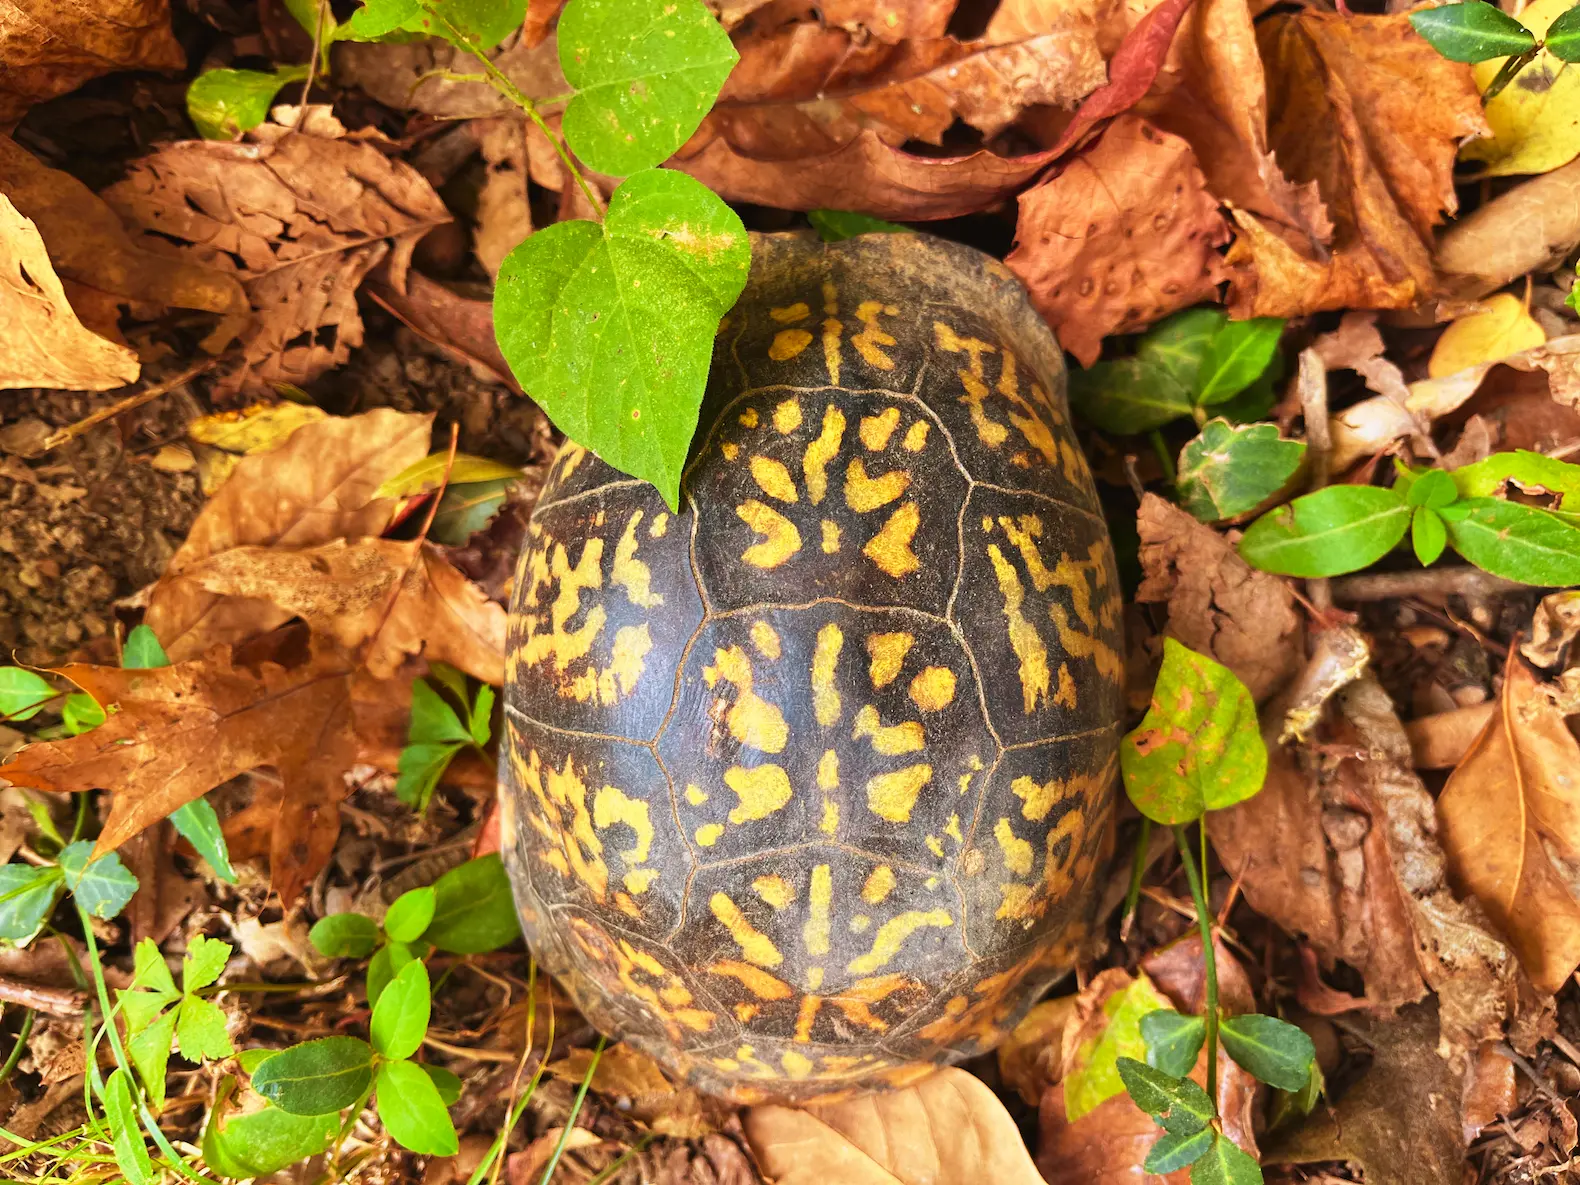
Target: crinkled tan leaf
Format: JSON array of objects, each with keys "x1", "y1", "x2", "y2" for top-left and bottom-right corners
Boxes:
[
  {"x1": 0, "y1": 194, "x2": 139, "y2": 391},
  {"x1": 0, "y1": 0, "x2": 184, "y2": 121}
]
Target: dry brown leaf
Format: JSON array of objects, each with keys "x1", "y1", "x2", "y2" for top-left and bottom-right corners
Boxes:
[
  {"x1": 101, "y1": 125, "x2": 450, "y2": 396},
  {"x1": 363, "y1": 268, "x2": 519, "y2": 392},
  {"x1": 183, "y1": 537, "x2": 507, "y2": 686},
  {"x1": 743, "y1": 1068, "x2": 1043, "y2": 1185},
  {"x1": 507, "y1": 1128, "x2": 602, "y2": 1185},
  {"x1": 1226, "y1": 12, "x2": 1486, "y2": 319},
  {"x1": 1462, "y1": 1042, "x2": 1517, "y2": 1144},
  {"x1": 0, "y1": 193, "x2": 139, "y2": 391},
  {"x1": 1006, "y1": 116, "x2": 1227, "y2": 366},
  {"x1": 0, "y1": 640, "x2": 356, "y2": 905},
  {"x1": 472, "y1": 118, "x2": 532, "y2": 279},
  {"x1": 1406, "y1": 703, "x2": 1497, "y2": 770},
  {"x1": 1522, "y1": 589, "x2": 1580, "y2": 670},
  {"x1": 0, "y1": 0, "x2": 184, "y2": 122},
  {"x1": 144, "y1": 408, "x2": 433, "y2": 662},
  {"x1": 816, "y1": 0, "x2": 957, "y2": 41},
  {"x1": 1438, "y1": 658, "x2": 1580, "y2": 994},
  {"x1": 336, "y1": 35, "x2": 566, "y2": 121},
  {"x1": 1437, "y1": 157, "x2": 1580, "y2": 302},
  {"x1": 547, "y1": 1043, "x2": 724, "y2": 1139},
  {"x1": 997, "y1": 995, "x2": 1075, "y2": 1107},
  {"x1": 1311, "y1": 310, "x2": 1410, "y2": 404},
  {"x1": 1134, "y1": 493, "x2": 1304, "y2": 704}
]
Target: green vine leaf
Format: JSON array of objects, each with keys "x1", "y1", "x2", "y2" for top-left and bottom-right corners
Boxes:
[
  {"x1": 370, "y1": 958, "x2": 431, "y2": 1061},
  {"x1": 1114, "y1": 1057, "x2": 1214, "y2": 1136},
  {"x1": 0, "y1": 864, "x2": 62, "y2": 940},
  {"x1": 1412, "y1": 506, "x2": 1448, "y2": 566},
  {"x1": 1145, "y1": 1128, "x2": 1215, "y2": 1173},
  {"x1": 1238, "y1": 485, "x2": 1411, "y2": 578},
  {"x1": 1062, "y1": 973, "x2": 1174, "y2": 1121},
  {"x1": 0, "y1": 668, "x2": 55, "y2": 721},
  {"x1": 1176, "y1": 420, "x2": 1306, "y2": 523},
  {"x1": 384, "y1": 886, "x2": 438, "y2": 943},
  {"x1": 495, "y1": 168, "x2": 750, "y2": 509},
  {"x1": 1409, "y1": 0, "x2": 1537, "y2": 62},
  {"x1": 1070, "y1": 358, "x2": 1193, "y2": 435},
  {"x1": 1141, "y1": 1009, "x2": 1206, "y2": 1078},
  {"x1": 347, "y1": 0, "x2": 526, "y2": 51},
  {"x1": 558, "y1": 0, "x2": 739, "y2": 176},
  {"x1": 1189, "y1": 1129, "x2": 1263, "y2": 1185},
  {"x1": 309, "y1": 912, "x2": 381, "y2": 958},
  {"x1": 1196, "y1": 318, "x2": 1284, "y2": 406},
  {"x1": 375, "y1": 1058, "x2": 459, "y2": 1156},
  {"x1": 1547, "y1": 2, "x2": 1580, "y2": 60},
  {"x1": 1121, "y1": 637, "x2": 1266, "y2": 826},
  {"x1": 202, "y1": 1077, "x2": 340, "y2": 1178},
  {"x1": 1442, "y1": 497, "x2": 1580, "y2": 586},
  {"x1": 1217, "y1": 1014, "x2": 1315, "y2": 1092},
  {"x1": 1451, "y1": 449, "x2": 1580, "y2": 507},
  {"x1": 1139, "y1": 307, "x2": 1225, "y2": 394},
  {"x1": 251, "y1": 1036, "x2": 376, "y2": 1116},
  {"x1": 59, "y1": 841, "x2": 138, "y2": 919},
  {"x1": 422, "y1": 854, "x2": 522, "y2": 954},
  {"x1": 807, "y1": 210, "x2": 912, "y2": 241},
  {"x1": 186, "y1": 67, "x2": 309, "y2": 140}
]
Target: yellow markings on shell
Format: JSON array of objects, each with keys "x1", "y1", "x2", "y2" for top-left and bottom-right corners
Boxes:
[
  {"x1": 997, "y1": 518, "x2": 1123, "y2": 682},
  {"x1": 599, "y1": 625, "x2": 652, "y2": 705},
  {"x1": 735, "y1": 1003, "x2": 759, "y2": 1022},
  {"x1": 592, "y1": 783, "x2": 653, "y2": 871},
  {"x1": 851, "y1": 301, "x2": 898, "y2": 371},
  {"x1": 818, "y1": 749, "x2": 840, "y2": 790},
  {"x1": 695, "y1": 823, "x2": 724, "y2": 846},
  {"x1": 862, "y1": 865, "x2": 896, "y2": 905},
  {"x1": 803, "y1": 404, "x2": 846, "y2": 505},
  {"x1": 707, "y1": 960, "x2": 794, "y2": 1000},
  {"x1": 721, "y1": 441, "x2": 740, "y2": 461},
  {"x1": 1013, "y1": 756, "x2": 1112, "y2": 821},
  {"x1": 811, "y1": 622, "x2": 844, "y2": 727},
  {"x1": 851, "y1": 915, "x2": 871, "y2": 932},
  {"x1": 819, "y1": 799, "x2": 839, "y2": 835},
  {"x1": 736, "y1": 500, "x2": 802, "y2": 569},
  {"x1": 945, "y1": 813, "x2": 963, "y2": 844},
  {"x1": 684, "y1": 784, "x2": 709, "y2": 805},
  {"x1": 864, "y1": 502, "x2": 921, "y2": 578},
  {"x1": 1055, "y1": 663, "x2": 1078, "y2": 708},
  {"x1": 795, "y1": 994, "x2": 823, "y2": 1043},
  {"x1": 847, "y1": 909, "x2": 954, "y2": 975},
  {"x1": 520, "y1": 536, "x2": 605, "y2": 683},
  {"x1": 926, "y1": 835, "x2": 944, "y2": 857},
  {"x1": 704, "y1": 645, "x2": 788, "y2": 754},
  {"x1": 782, "y1": 1050, "x2": 815, "y2": 1079},
  {"x1": 807, "y1": 966, "x2": 825, "y2": 990},
  {"x1": 821, "y1": 520, "x2": 841, "y2": 553},
  {"x1": 770, "y1": 329, "x2": 813, "y2": 360},
  {"x1": 611, "y1": 511, "x2": 664, "y2": 608},
  {"x1": 710, "y1": 892, "x2": 783, "y2": 968},
  {"x1": 740, "y1": 408, "x2": 760, "y2": 428},
  {"x1": 844, "y1": 458, "x2": 911, "y2": 512},
  {"x1": 774, "y1": 397, "x2": 803, "y2": 434},
  {"x1": 935, "y1": 321, "x2": 1009, "y2": 448},
  {"x1": 804, "y1": 863, "x2": 833, "y2": 957},
  {"x1": 749, "y1": 455, "x2": 799, "y2": 503},
  {"x1": 648, "y1": 512, "x2": 669, "y2": 538},
  {"x1": 750, "y1": 620, "x2": 782, "y2": 659},
  {"x1": 987, "y1": 541, "x2": 1050, "y2": 714},
  {"x1": 859, "y1": 406, "x2": 901, "y2": 451},
  {"x1": 866, "y1": 632, "x2": 913, "y2": 688},
  {"x1": 753, "y1": 874, "x2": 793, "y2": 909},
  {"x1": 909, "y1": 666, "x2": 956, "y2": 712},
  {"x1": 866, "y1": 764, "x2": 932, "y2": 823},
  {"x1": 852, "y1": 704, "x2": 924, "y2": 756},
  {"x1": 521, "y1": 749, "x2": 607, "y2": 900},
  {"x1": 724, "y1": 764, "x2": 794, "y2": 824},
  {"x1": 624, "y1": 869, "x2": 657, "y2": 893},
  {"x1": 821, "y1": 282, "x2": 842, "y2": 386},
  {"x1": 995, "y1": 817, "x2": 1034, "y2": 876},
  {"x1": 903, "y1": 421, "x2": 930, "y2": 452},
  {"x1": 771, "y1": 302, "x2": 811, "y2": 323}
]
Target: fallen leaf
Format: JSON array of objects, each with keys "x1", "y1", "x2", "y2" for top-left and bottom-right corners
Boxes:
[
  {"x1": 1135, "y1": 493, "x2": 1305, "y2": 704},
  {"x1": 998, "y1": 995, "x2": 1076, "y2": 1107},
  {"x1": 1312, "y1": 310, "x2": 1411, "y2": 403},
  {"x1": 1405, "y1": 703, "x2": 1498, "y2": 769},
  {"x1": 471, "y1": 118, "x2": 533, "y2": 279},
  {"x1": 1438, "y1": 657, "x2": 1580, "y2": 994},
  {"x1": 548, "y1": 1043, "x2": 724, "y2": 1138},
  {"x1": 1524, "y1": 589, "x2": 1580, "y2": 669},
  {"x1": 743, "y1": 1068, "x2": 1044, "y2": 1185},
  {"x1": 1460, "y1": 0, "x2": 1580, "y2": 179},
  {"x1": 1007, "y1": 116, "x2": 1228, "y2": 366},
  {"x1": 1428, "y1": 293, "x2": 1547, "y2": 379},
  {"x1": 1462, "y1": 1042, "x2": 1517, "y2": 1144},
  {"x1": 183, "y1": 537, "x2": 507, "y2": 685},
  {"x1": 1226, "y1": 12, "x2": 1486, "y2": 318},
  {"x1": 144, "y1": 409, "x2": 434, "y2": 662},
  {"x1": 1436, "y1": 157, "x2": 1580, "y2": 300},
  {"x1": 362, "y1": 267, "x2": 520, "y2": 391},
  {"x1": 0, "y1": 0, "x2": 184, "y2": 122},
  {"x1": 0, "y1": 194, "x2": 140, "y2": 391},
  {"x1": 100, "y1": 123, "x2": 451, "y2": 396},
  {"x1": 507, "y1": 1128, "x2": 602, "y2": 1185},
  {"x1": 335, "y1": 33, "x2": 567, "y2": 122},
  {"x1": 0, "y1": 640, "x2": 356, "y2": 905}
]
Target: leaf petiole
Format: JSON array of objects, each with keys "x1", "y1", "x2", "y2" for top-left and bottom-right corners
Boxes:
[
  {"x1": 1173, "y1": 824, "x2": 1219, "y2": 1105},
  {"x1": 1482, "y1": 44, "x2": 1541, "y2": 101}
]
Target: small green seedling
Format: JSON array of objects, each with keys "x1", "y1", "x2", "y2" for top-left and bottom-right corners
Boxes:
[
  {"x1": 117, "y1": 936, "x2": 236, "y2": 1106},
  {"x1": 1411, "y1": 0, "x2": 1580, "y2": 99},
  {"x1": 1176, "y1": 420, "x2": 1307, "y2": 524},
  {"x1": 807, "y1": 209, "x2": 913, "y2": 241},
  {"x1": 396, "y1": 663, "x2": 495, "y2": 811}
]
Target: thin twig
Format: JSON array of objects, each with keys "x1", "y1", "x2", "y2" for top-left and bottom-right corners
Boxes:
[
  {"x1": 1331, "y1": 568, "x2": 1531, "y2": 603},
  {"x1": 0, "y1": 978, "x2": 87, "y2": 1018},
  {"x1": 1297, "y1": 347, "x2": 1334, "y2": 615},
  {"x1": 40, "y1": 362, "x2": 215, "y2": 454}
]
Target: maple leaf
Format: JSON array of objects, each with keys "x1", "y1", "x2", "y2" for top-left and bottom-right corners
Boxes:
[
  {"x1": 0, "y1": 640, "x2": 356, "y2": 905},
  {"x1": 0, "y1": 0, "x2": 184, "y2": 122},
  {"x1": 1007, "y1": 116, "x2": 1228, "y2": 367}
]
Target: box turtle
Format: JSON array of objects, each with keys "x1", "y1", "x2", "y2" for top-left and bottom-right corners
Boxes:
[{"x1": 499, "y1": 231, "x2": 1123, "y2": 1103}]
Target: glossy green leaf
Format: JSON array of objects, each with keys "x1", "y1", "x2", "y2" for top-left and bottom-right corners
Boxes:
[
  {"x1": 430, "y1": 478, "x2": 513, "y2": 545},
  {"x1": 1238, "y1": 485, "x2": 1411, "y2": 578},
  {"x1": 1145, "y1": 1127, "x2": 1215, "y2": 1173},
  {"x1": 1444, "y1": 497, "x2": 1580, "y2": 585},
  {"x1": 1405, "y1": 468, "x2": 1458, "y2": 510},
  {"x1": 1214, "y1": 348, "x2": 1282, "y2": 424},
  {"x1": 0, "y1": 863, "x2": 61, "y2": 940},
  {"x1": 1452, "y1": 449, "x2": 1580, "y2": 507},
  {"x1": 423, "y1": 854, "x2": 522, "y2": 954},
  {"x1": 186, "y1": 67, "x2": 309, "y2": 140},
  {"x1": 348, "y1": 0, "x2": 525, "y2": 49},
  {"x1": 410, "y1": 678, "x2": 472, "y2": 745},
  {"x1": 1189, "y1": 1130, "x2": 1263, "y2": 1185},
  {"x1": 495, "y1": 169, "x2": 750, "y2": 509},
  {"x1": 58, "y1": 841, "x2": 138, "y2": 919},
  {"x1": 1115, "y1": 1057, "x2": 1214, "y2": 1136},
  {"x1": 374, "y1": 452, "x2": 525, "y2": 500},
  {"x1": 177, "y1": 995, "x2": 235, "y2": 1062},
  {"x1": 1070, "y1": 358, "x2": 1193, "y2": 434},
  {"x1": 309, "y1": 912, "x2": 381, "y2": 958},
  {"x1": 376, "y1": 1058, "x2": 460, "y2": 1156},
  {"x1": 384, "y1": 887, "x2": 438, "y2": 944},
  {"x1": 127, "y1": 1008, "x2": 177, "y2": 1106},
  {"x1": 1412, "y1": 506, "x2": 1448, "y2": 566},
  {"x1": 371, "y1": 959, "x2": 432, "y2": 1060},
  {"x1": 1409, "y1": 0, "x2": 1536, "y2": 62},
  {"x1": 1138, "y1": 307, "x2": 1225, "y2": 394},
  {"x1": 469, "y1": 684, "x2": 495, "y2": 747},
  {"x1": 345, "y1": 0, "x2": 421, "y2": 38},
  {"x1": 395, "y1": 742, "x2": 464, "y2": 810},
  {"x1": 807, "y1": 210, "x2": 912, "y2": 241},
  {"x1": 60, "y1": 692, "x2": 105, "y2": 735},
  {"x1": 202, "y1": 1077, "x2": 340, "y2": 1178},
  {"x1": 1141, "y1": 1009, "x2": 1206, "y2": 1078},
  {"x1": 368, "y1": 938, "x2": 418, "y2": 1009},
  {"x1": 1196, "y1": 317, "x2": 1283, "y2": 405},
  {"x1": 1121, "y1": 638, "x2": 1266, "y2": 826},
  {"x1": 104, "y1": 1068, "x2": 153, "y2": 1185},
  {"x1": 1550, "y1": 4, "x2": 1580, "y2": 62},
  {"x1": 420, "y1": 1063, "x2": 464, "y2": 1104},
  {"x1": 1218, "y1": 1013, "x2": 1315, "y2": 1092},
  {"x1": 559, "y1": 0, "x2": 738, "y2": 175},
  {"x1": 169, "y1": 797, "x2": 236, "y2": 882},
  {"x1": 1063, "y1": 974, "x2": 1174, "y2": 1122},
  {"x1": 0, "y1": 668, "x2": 55, "y2": 721},
  {"x1": 251, "y1": 1036, "x2": 376, "y2": 1116},
  {"x1": 1176, "y1": 420, "x2": 1305, "y2": 523}
]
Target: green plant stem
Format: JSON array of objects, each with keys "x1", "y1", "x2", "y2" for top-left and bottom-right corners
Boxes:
[
  {"x1": 68, "y1": 792, "x2": 89, "y2": 845},
  {"x1": 1121, "y1": 818, "x2": 1151, "y2": 937},
  {"x1": 326, "y1": 1081, "x2": 377, "y2": 1181},
  {"x1": 586, "y1": 1132, "x2": 655, "y2": 1185},
  {"x1": 1172, "y1": 824, "x2": 1219, "y2": 1106},
  {"x1": 537, "y1": 1035, "x2": 607, "y2": 1185},
  {"x1": 1483, "y1": 44, "x2": 1541, "y2": 101},
  {"x1": 0, "y1": 1009, "x2": 35, "y2": 1089},
  {"x1": 1149, "y1": 430, "x2": 1177, "y2": 485},
  {"x1": 436, "y1": 11, "x2": 606, "y2": 218}
]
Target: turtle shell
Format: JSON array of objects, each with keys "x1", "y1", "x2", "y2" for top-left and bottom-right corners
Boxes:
[{"x1": 499, "y1": 231, "x2": 1123, "y2": 1103}]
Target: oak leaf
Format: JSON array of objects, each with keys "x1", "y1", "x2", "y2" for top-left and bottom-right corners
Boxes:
[
  {"x1": 100, "y1": 122, "x2": 450, "y2": 396},
  {"x1": 0, "y1": 641, "x2": 356, "y2": 905},
  {"x1": 183, "y1": 537, "x2": 507, "y2": 686},
  {"x1": 0, "y1": 194, "x2": 140, "y2": 391},
  {"x1": 743, "y1": 1068, "x2": 1044, "y2": 1185},
  {"x1": 1007, "y1": 116, "x2": 1228, "y2": 367},
  {"x1": 1438, "y1": 657, "x2": 1580, "y2": 994},
  {"x1": 0, "y1": 0, "x2": 184, "y2": 122},
  {"x1": 144, "y1": 408, "x2": 434, "y2": 662}
]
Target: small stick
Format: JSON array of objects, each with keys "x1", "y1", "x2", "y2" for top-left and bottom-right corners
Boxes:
[
  {"x1": 1331, "y1": 567, "x2": 1531, "y2": 603},
  {"x1": 0, "y1": 977, "x2": 87, "y2": 1018},
  {"x1": 40, "y1": 361, "x2": 215, "y2": 454},
  {"x1": 1296, "y1": 348, "x2": 1334, "y2": 615}
]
